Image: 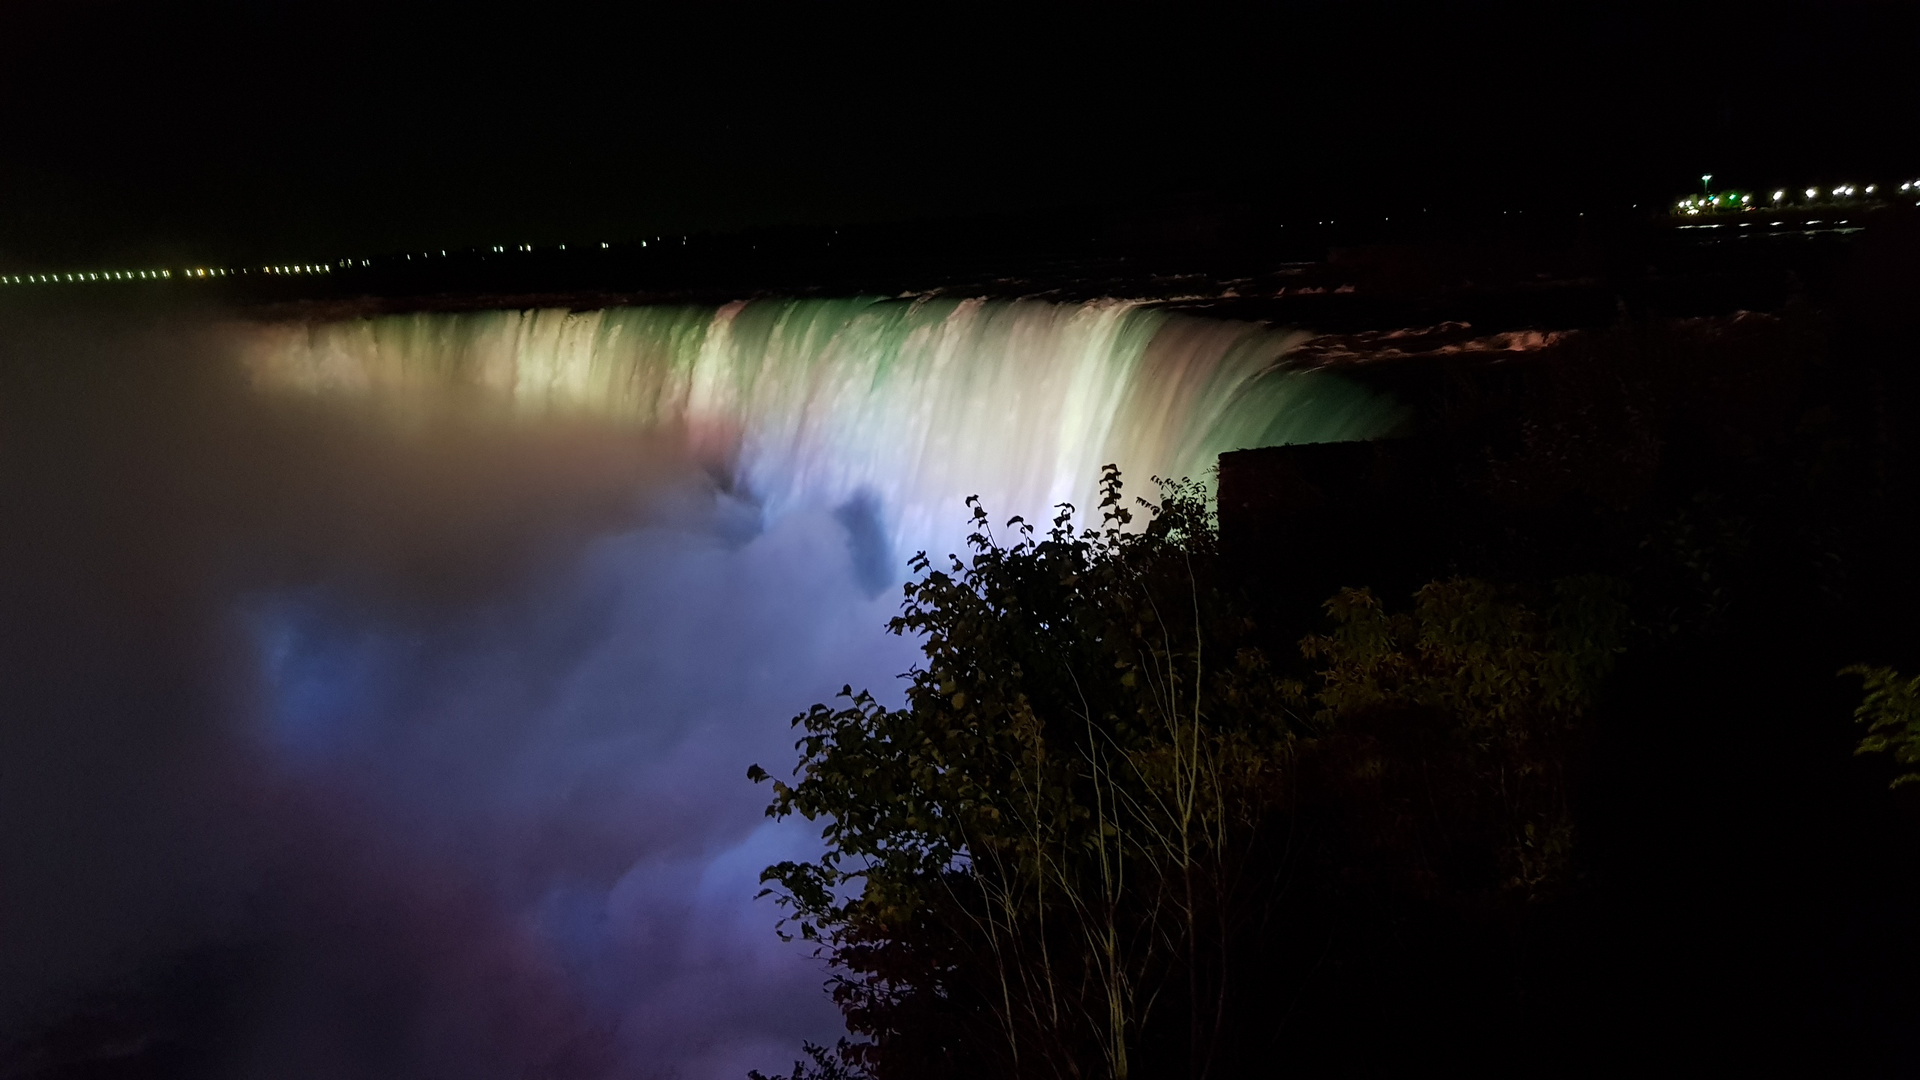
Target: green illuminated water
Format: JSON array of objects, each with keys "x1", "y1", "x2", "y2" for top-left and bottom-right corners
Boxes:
[{"x1": 237, "y1": 296, "x2": 1400, "y2": 552}]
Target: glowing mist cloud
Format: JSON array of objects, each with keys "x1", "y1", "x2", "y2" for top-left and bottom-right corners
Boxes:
[
  {"x1": 192, "y1": 296, "x2": 1405, "y2": 1078},
  {"x1": 234, "y1": 297, "x2": 1402, "y2": 557},
  {"x1": 0, "y1": 300, "x2": 1394, "y2": 1080}
]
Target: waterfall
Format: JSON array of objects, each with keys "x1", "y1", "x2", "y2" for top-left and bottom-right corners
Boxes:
[
  {"x1": 7, "y1": 295, "x2": 1409, "y2": 1078},
  {"x1": 234, "y1": 296, "x2": 1400, "y2": 559}
]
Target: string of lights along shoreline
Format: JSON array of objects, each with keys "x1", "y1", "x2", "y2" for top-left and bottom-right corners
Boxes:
[
  {"x1": 5, "y1": 180, "x2": 1919, "y2": 290},
  {"x1": 0, "y1": 264, "x2": 332, "y2": 286},
  {"x1": 0, "y1": 238, "x2": 649, "y2": 288},
  {"x1": 1674, "y1": 176, "x2": 1920, "y2": 217}
]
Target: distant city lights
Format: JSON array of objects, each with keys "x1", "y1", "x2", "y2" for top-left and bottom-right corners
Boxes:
[
  {"x1": 0, "y1": 267, "x2": 177, "y2": 286},
  {"x1": 2, "y1": 232, "x2": 631, "y2": 290},
  {"x1": 0, "y1": 262, "x2": 355, "y2": 286},
  {"x1": 1675, "y1": 177, "x2": 1920, "y2": 219}
]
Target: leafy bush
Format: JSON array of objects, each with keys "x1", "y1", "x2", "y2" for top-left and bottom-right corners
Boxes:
[
  {"x1": 753, "y1": 468, "x2": 1290, "y2": 1079},
  {"x1": 1841, "y1": 665, "x2": 1920, "y2": 788},
  {"x1": 1299, "y1": 576, "x2": 1626, "y2": 897},
  {"x1": 751, "y1": 469, "x2": 1629, "y2": 1079}
]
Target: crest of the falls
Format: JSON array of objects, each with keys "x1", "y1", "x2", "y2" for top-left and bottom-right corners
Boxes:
[{"x1": 235, "y1": 296, "x2": 1401, "y2": 559}]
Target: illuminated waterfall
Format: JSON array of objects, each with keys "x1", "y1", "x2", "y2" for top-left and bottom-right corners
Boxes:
[
  {"x1": 191, "y1": 295, "x2": 1409, "y2": 1076},
  {"x1": 236, "y1": 296, "x2": 1400, "y2": 558}
]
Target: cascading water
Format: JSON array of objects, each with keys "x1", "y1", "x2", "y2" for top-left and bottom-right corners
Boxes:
[
  {"x1": 236, "y1": 297, "x2": 1400, "y2": 561},
  {"x1": 2, "y1": 297, "x2": 1401, "y2": 1080}
]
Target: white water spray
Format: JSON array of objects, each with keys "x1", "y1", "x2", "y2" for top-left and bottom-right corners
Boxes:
[{"x1": 235, "y1": 296, "x2": 1399, "y2": 558}]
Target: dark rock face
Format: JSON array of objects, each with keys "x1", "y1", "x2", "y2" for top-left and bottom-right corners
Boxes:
[{"x1": 1218, "y1": 438, "x2": 1444, "y2": 649}]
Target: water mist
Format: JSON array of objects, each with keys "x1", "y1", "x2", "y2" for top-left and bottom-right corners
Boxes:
[{"x1": 0, "y1": 298, "x2": 1398, "y2": 1078}]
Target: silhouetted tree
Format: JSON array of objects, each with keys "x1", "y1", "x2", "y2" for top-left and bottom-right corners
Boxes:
[{"x1": 752, "y1": 469, "x2": 1629, "y2": 1079}]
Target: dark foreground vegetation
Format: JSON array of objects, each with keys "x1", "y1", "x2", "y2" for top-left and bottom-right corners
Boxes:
[{"x1": 752, "y1": 224, "x2": 1920, "y2": 1077}]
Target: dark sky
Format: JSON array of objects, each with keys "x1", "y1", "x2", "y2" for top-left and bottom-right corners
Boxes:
[{"x1": 2, "y1": 1, "x2": 1915, "y2": 267}]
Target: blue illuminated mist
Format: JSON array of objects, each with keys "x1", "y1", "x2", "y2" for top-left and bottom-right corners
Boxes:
[
  {"x1": 234, "y1": 499, "x2": 912, "y2": 1077},
  {"x1": 0, "y1": 300, "x2": 1396, "y2": 1078}
]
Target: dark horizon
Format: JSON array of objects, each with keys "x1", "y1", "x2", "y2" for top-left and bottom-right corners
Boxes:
[{"x1": 4, "y1": 1, "x2": 1916, "y2": 270}]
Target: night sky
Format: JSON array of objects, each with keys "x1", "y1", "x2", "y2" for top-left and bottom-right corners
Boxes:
[{"x1": 3, "y1": 1, "x2": 1916, "y2": 269}]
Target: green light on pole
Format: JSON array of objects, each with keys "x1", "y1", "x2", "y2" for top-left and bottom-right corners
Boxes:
[{"x1": 1702, "y1": 174, "x2": 1713, "y2": 195}]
